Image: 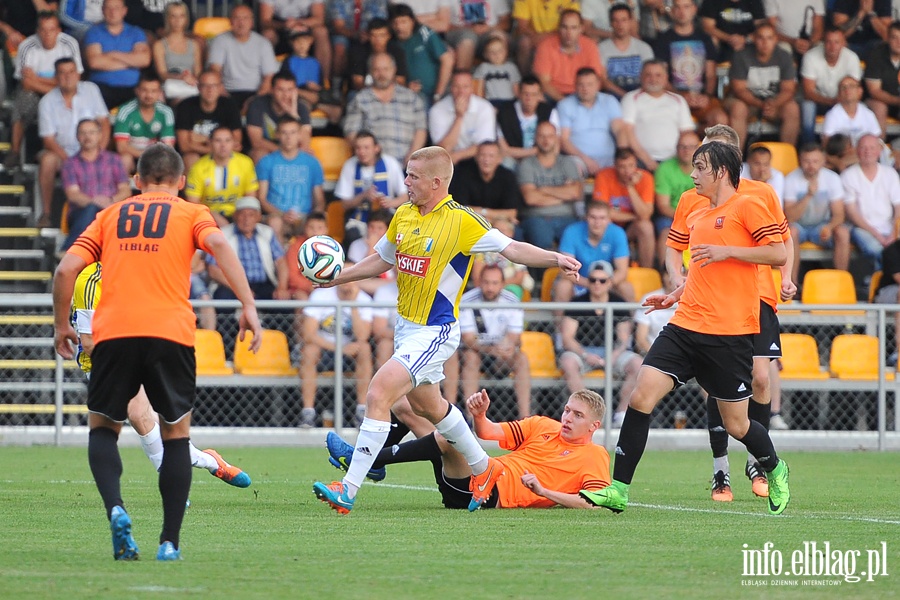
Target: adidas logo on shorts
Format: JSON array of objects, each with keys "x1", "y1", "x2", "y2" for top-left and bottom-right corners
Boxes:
[
  {"x1": 738, "y1": 383, "x2": 747, "y2": 392},
  {"x1": 769, "y1": 342, "x2": 780, "y2": 351}
]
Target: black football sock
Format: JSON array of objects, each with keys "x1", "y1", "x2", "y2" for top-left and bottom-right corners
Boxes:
[
  {"x1": 88, "y1": 427, "x2": 124, "y2": 519},
  {"x1": 748, "y1": 397, "x2": 771, "y2": 432},
  {"x1": 382, "y1": 412, "x2": 411, "y2": 448},
  {"x1": 707, "y1": 395, "x2": 729, "y2": 459},
  {"x1": 612, "y1": 407, "x2": 652, "y2": 485},
  {"x1": 737, "y1": 420, "x2": 779, "y2": 472},
  {"x1": 372, "y1": 432, "x2": 442, "y2": 469},
  {"x1": 158, "y1": 438, "x2": 192, "y2": 549}
]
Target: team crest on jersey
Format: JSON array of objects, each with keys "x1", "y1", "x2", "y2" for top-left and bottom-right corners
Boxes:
[
  {"x1": 396, "y1": 252, "x2": 430, "y2": 277},
  {"x1": 715, "y1": 216, "x2": 725, "y2": 229},
  {"x1": 561, "y1": 450, "x2": 571, "y2": 456},
  {"x1": 424, "y1": 238, "x2": 434, "y2": 252},
  {"x1": 395, "y1": 233, "x2": 403, "y2": 244}
]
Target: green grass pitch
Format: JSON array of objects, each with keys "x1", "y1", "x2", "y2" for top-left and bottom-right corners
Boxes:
[{"x1": 1, "y1": 447, "x2": 898, "y2": 599}]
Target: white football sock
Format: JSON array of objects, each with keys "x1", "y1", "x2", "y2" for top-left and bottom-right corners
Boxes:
[
  {"x1": 343, "y1": 417, "x2": 392, "y2": 498},
  {"x1": 190, "y1": 444, "x2": 219, "y2": 472},
  {"x1": 138, "y1": 423, "x2": 165, "y2": 472},
  {"x1": 714, "y1": 455, "x2": 729, "y2": 476},
  {"x1": 435, "y1": 404, "x2": 489, "y2": 475}
]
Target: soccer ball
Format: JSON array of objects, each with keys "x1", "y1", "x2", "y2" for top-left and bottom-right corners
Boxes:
[{"x1": 298, "y1": 234, "x2": 345, "y2": 284}]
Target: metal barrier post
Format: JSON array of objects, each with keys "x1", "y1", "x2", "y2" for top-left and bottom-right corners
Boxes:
[
  {"x1": 877, "y1": 307, "x2": 887, "y2": 451},
  {"x1": 54, "y1": 352, "x2": 64, "y2": 446},
  {"x1": 603, "y1": 304, "x2": 614, "y2": 446},
  {"x1": 333, "y1": 301, "x2": 345, "y2": 430}
]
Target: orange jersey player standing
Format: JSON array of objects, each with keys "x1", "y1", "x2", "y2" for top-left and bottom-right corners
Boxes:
[{"x1": 52, "y1": 144, "x2": 262, "y2": 563}]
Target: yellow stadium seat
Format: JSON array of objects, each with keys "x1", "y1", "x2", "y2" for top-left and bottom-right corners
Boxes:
[
  {"x1": 868, "y1": 270, "x2": 882, "y2": 303},
  {"x1": 193, "y1": 17, "x2": 231, "y2": 40},
  {"x1": 626, "y1": 267, "x2": 662, "y2": 299},
  {"x1": 520, "y1": 331, "x2": 561, "y2": 378},
  {"x1": 194, "y1": 329, "x2": 234, "y2": 376},
  {"x1": 779, "y1": 334, "x2": 828, "y2": 380},
  {"x1": 326, "y1": 200, "x2": 345, "y2": 243},
  {"x1": 801, "y1": 269, "x2": 857, "y2": 305},
  {"x1": 234, "y1": 329, "x2": 298, "y2": 376},
  {"x1": 309, "y1": 136, "x2": 352, "y2": 183},
  {"x1": 829, "y1": 334, "x2": 894, "y2": 381},
  {"x1": 540, "y1": 267, "x2": 559, "y2": 302},
  {"x1": 749, "y1": 142, "x2": 798, "y2": 174}
]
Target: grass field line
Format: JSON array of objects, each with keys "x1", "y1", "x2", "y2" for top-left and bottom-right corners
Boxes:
[{"x1": 371, "y1": 482, "x2": 900, "y2": 526}]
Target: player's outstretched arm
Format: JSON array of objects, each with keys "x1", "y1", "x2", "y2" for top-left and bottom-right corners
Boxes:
[
  {"x1": 520, "y1": 473, "x2": 596, "y2": 509},
  {"x1": 500, "y1": 241, "x2": 581, "y2": 281},
  {"x1": 465, "y1": 389, "x2": 504, "y2": 441},
  {"x1": 320, "y1": 252, "x2": 392, "y2": 288},
  {"x1": 52, "y1": 253, "x2": 88, "y2": 359},
  {"x1": 205, "y1": 232, "x2": 262, "y2": 352}
]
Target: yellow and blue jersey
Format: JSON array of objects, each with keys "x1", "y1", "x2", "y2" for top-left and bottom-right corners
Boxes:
[
  {"x1": 185, "y1": 152, "x2": 259, "y2": 217},
  {"x1": 378, "y1": 195, "x2": 494, "y2": 326},
  {"x1": 72, "y1": 262, "x2": 102, "y2": 374}
]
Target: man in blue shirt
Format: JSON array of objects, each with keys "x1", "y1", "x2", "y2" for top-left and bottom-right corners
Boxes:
[
  {"x1": 257, "y1": 116, "x2": 326, "y2": 242},
  {"x1": 556, "y1": 200, "x2": 633, "y2": 301},
  {"x1": 557, "y1": 68, "x2": 626, "y2": 175},
  {"x1": 83, "y1": 0, "x2": 150, "y2": 109}
]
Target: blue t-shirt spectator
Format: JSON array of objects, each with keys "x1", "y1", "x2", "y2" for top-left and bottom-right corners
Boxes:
[
  {"x1": 83, "y1": 22, "x2": 147, "y2": 88},
  {"x1": 556, "y1": 92, "x2": 622, "y2": 168},
  {"x1": 286, "y1": 56, "x2": 321, "y2": 88},
  {"x1": 257, "y1": 150, "x2": 324, "y2": 214},
  {"x1": 559, "y1": 219, "x2": 629, "y2": 279}
]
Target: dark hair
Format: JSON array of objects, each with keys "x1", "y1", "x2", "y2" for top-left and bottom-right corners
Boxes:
[
  {"x1": 273, "y1": 71, "x2": 297, "y2": 86},
  {"x1": 137, "y1": 71, "x2": 161, "y2": 86},
  {"x1": 37, "y1": 10, "x2": 60, "y2": 25},
  {"x1": 520, "y1": 75, "x2": 541, "y2": 88},
  {"x1": 584, "y1": 200, "x2": 610, "y2": 214},
  {"x1": 368, "y1": 210, "x2": 393, "y2": 227},
  {"x1": 798, "y1": 142, "x2": 823, "y2": 156},
  {"x1": 559, "y1": 8, "x2": 582, "y2": 23},
  {"x1": 692, "y1": 141, "x2": 741, "y2": 188},
  {"x1": 76, "y1": 118, "x2": 101, "y2": 134},
  {"x1": 388, "y1": 3, "x2": 416, "y2": 21},
  {"x1": 825, "y1": 133, "x2": 851, "y2": 156},
  {"x1": 305, "y1": 211, "x2": 327, "y2": 223},
  {"x1": 137, "y1": 143, "x2": 184, "y2": 184},
  {"x1": 746, "y1": 145, "x2": 771, "y2": 159},
  {"x1": 824, "y1": 24, "x2": 844, "y2": 37},
  {"x1": 210, "y1": 124, "x2": 234, "y2": 138},
  {"x1": 354, "y1": 130, "x2": 380, "y2": 146},
  {"x1": 609, "y1": 3, "x2": 632, "y2": 20},
  {"x1": 614, "y1": 147, "x2": 637, "y2": 162},
  {"x1": 477, "y1": 140, "x2": 500, "y2": 151},
  {"x1": 276, "y1": 115, "x2": 302, "y2": 129},
  {"x1": 480, "y1": 263, "x2": 505, "y2": 280},
  {"x1": 54, "y1": 56, "x2": 76, "y2": 72},
  {"x1": 890, "y1": 20, "x2": 900, "y2": 36},
  {"x1": 575, "y1": 67, "x2": 599, "y2": 79},
  {"x1": 367, "y1": 17, "x2": 390, "y2": 31}
]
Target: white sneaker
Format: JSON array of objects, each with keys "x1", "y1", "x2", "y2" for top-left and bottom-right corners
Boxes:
[
  {"x1": 611, "y1": 412, "x2": 626, "y2": 428},
  {"x1": 770, "y1": 414, "x2": 789, "y2": 430}
]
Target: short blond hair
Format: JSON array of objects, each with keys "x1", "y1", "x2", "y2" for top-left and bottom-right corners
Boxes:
[
  {"x1": 569, "y1": 389, "x2": 605, "y2": 422},
  {"x1": 703, "y1": 124, "x2": 741, "y2": 149},
  {"x1": 408, "y1": 146, "x2": 454, "y2": 182}
]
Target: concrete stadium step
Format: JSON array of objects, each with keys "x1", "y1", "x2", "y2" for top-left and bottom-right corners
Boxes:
[{"x1": 0, "y1": 249, "x2": 45, "y2": 260}]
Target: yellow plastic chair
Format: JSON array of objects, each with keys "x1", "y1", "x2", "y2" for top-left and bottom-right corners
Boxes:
[
  {"x1": 234, "y1": 329, "x2": 298, "y2": 376},
  {"x1": 519, "y1": 331, "x2": 561, "y2": 378},
  {"x1": 325, "y1": 200, "x2": 345, "y2": 243},
  {"x1": 749, "y1": 141, "x2": 799, "y2": 174},
  {"x1": 801, "y1": 269, "x2": 859, "y2": 313},
  {"x1": 540, "y1": 267, "x2": 559, "y2": 302},
  {"x1": 868, "y1": 270, "x2": 882, "y2": 303},
  {"x1": 195, "y1": 329, "x2": 234, "y2": 376},
  {"x1": 193, "y1": 17, "x2": 231, "y2": 40},
  {"x1": 779, "y1": 333, "x2": 828, "y2": 380},
  {"x1": 309, "y1": 136, "x2": 352, "y2": 183},
  {"x1": 626, "y1": 267, "x2": 662, "y2": 299},
  {"x1": 829, "y1": 334, "x2": 894, "y2": 380}
]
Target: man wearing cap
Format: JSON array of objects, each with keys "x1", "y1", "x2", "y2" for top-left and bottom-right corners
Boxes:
[
  {"x1": 206, "y1": 196, "x2": 290, "y2": 301},
  {"x1": 557, "y1": 260, "x2": 642, "y2": 427}
]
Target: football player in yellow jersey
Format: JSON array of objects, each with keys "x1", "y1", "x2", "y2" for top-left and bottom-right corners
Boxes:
[
  {"x1": 72, "y1": 263, "x2": 252, "y2": 489},
  {"x1": 313, "y1": 146, "x2": 581, "y2": 514}
]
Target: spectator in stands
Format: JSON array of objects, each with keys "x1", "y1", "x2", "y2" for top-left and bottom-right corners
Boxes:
[
  {"x1": 286, "y1": 211, "x2": 328, "y2": 302},
  {"x1": 345, "y1": 211, "x2": 397, "y2": 295},
  {"x1": 245, "y1": 72, "x2": 313, "y2": 164},
  {"x1": 448, "y1": 141, "x2": 522, "y2": 223},
  {"x1": 389, "y1": 3, "x2": 454, "y2": 105},
  {"x1": 470, "y1": 216, "x2": 534, "y2": 299},
  {"x1": 37, "y1": 57, "x2": 110, "y2": 228},
  {"x1": 472, "y1": 35, "x2": 521, "y2": 104},
  {"x1": 639, "y1": 0, "x2": 672, "y2": 41},
  {"x1": 799, "y1": 27, "x2": 862, "y2": 144},
  {"x1": 174, "y1": 69, "x2": 242, "y2": 171},
  {"x1": 84, "y1": 0, "x2": 151, "y2": 109},
  {"x1": 258, "y1": 116, "x2": 326, "y2": 243},
  {"x1": 300, "y1": 270, "x2": 374, "y2": 428},
  {"x1": 599, "y1": 3, "x2": 654, "y2": 99},
  {"x1": 872, "y1": 237, "x2": 900, "y2": 368},
  {"x1": 558, "y1": 67, "x2": 625, "y2": 174},
  {"x1": 334, "y1": 131, "x2": 407, "y2": 245},
  {"x1": 208, "y1": 4, "x2": 279, "y2": 108},
  {"x1": 60, "y1": 118, "x2": 130, "y2": 250},
  {"x1": 532, "y1": 10, "x2": 605, "y2": 102},
  {"x1": 344, "y1": 52, "x2": 427, "y2": 163},
  {"x1": 60, "y1": 0, "x2": 105, "y2": 40},
  {"x1": 445, "y1": 0, "x2": 511, "y2": 72},
  {"x1": 765, "y1": 0, "x2": 824, "y2": 57},
  {"x1": 741, "y1": 144, "x2": 785, "y2": 203},
  {"x1": 260, "y1": 0, "x2": 332, "y2": 89},
  {"x1": 824, "y1": 133, "x2": 859, "y2": 173},
  {"x1": 281, "y1": 29, "x2": 324, "y2": 110},
  {"x1": 863, "y1": 21, "x2": 900, "y2": 140},
  {"x1": 400, "y1": 0, "x2": 452, "y2": 33},
  {"x1": 581, "y1": 0, "x2": 640, "y2": 41},
  {"x1": 783, "y1": 143, "x2": 850, "y2": 284},
  {"x1": 347, "y1": 18, "x2": 407, "y2": 92},
  {"x1": 517, "y1": 120, "x2": 583, "y2": 250},
  {"x1": 558, "y1": 260, "x2": 642, "y2": 427},
  {"x1": 823, "y1": 76, "x2": 882, "y2": 146},
  {"x1": 151, "y1": 2, "x2": 201, "y2": 104},
  {"x1": 113, "y1": 73, "x2": 176, "y2": 174},
  {"x1": 511, "y1": 0, "x2": 579, "y2": 71},
  {"x1": 700, "y1": 0, "x2": 767, "y2": 62},
  {"x1": 429, "y1": 70, "x2": 497, "y2": 163},
  {"x1": 328, "y1": 0, "x2": 390, "y2": 92},
  {"x1": 832, "y1": 0, "x2": 892, "y2": 59},
  {"x1": 557, "y1": 200, "x2": 632, "y2": 302},
  {"x1": 633, "y1": 269, "x2": 677, "y2": 356},
  {"x1": 459, "y1": 264, "x2": 532, "y2": 419},
  {"x1": 6, "y1": 12, "x2": 82, "y2": 172},
  {"x1": 621, "y1": 60, "x2": 694, "y2": 171},
  {"x1": 206, "y1": 195, "x2": 290, "y2": 303},
  {"x1": 185, "y1": 126, "x2": 259, "y2": 227},
  {"x1": 495, "y1": 76, "x2": 560, "y2": 163},
  {"x1": 654, "y1": 129, "x2": 700, "y2": 267},
  {"x1": 371, "y1": 279, "x2": 399, "y2": 369},
  {"x1": 592, "y1": 147, "x2": 656, "y2": 268},
  {"x1": 123, "y1": 0, "x2": 183, "y2": 36},
  {"x1": 654, "y1": 0, "x2": 727, "y2": 130},
  {"x1": 842, "y1": 134, "x2": 900, "y2": 270},
  {"x1": 726, "y1": 22, "x2": 800, "y2": 148}
]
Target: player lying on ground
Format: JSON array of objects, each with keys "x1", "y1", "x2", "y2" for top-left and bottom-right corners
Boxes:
[{"x1": 326, "y1": 389, "x2": 611, "y2": 509}]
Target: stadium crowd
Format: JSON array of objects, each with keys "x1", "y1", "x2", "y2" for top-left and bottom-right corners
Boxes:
[{"x1": 8, "y1": 0, "x2": 900, "y2": 430}]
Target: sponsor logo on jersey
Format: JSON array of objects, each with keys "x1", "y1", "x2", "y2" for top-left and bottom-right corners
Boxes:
[{"x1": 396, "y1": 252, "x2": 430, "y2": 277}]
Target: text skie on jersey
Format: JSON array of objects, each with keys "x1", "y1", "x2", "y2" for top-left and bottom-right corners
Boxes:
[{"x1": 396, "y1": 252, "x2": 430, "y2": 277}]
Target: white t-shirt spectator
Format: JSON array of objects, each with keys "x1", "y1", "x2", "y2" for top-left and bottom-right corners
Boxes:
[
  {"x1": 620, "y1": 89, "x2": 693, "y2": 162},
  {"x1": 800, "y1": 45, "x2": 862, "y2": 99},
  {"x1": 333, "y1": 154, "x2": 407, "y2": 202},
  {"x1": 428, "y1": 94, "x2": 497, "y2": 152},
  {"x1": 783, "y1": 167, "x2": 844, "y2": 227},
  {"x1": 841, "y1": 164, "x2": 900, "y2": 236},
  {"x1": 458, "y1": 287, "x2": 524, "y2": 346},
  {"x1": 371, "y1": 281, "x2": 398, "y2": 331},
  {"x1": 764, "y1": 0, "x2": 826, "y2": 39},
  {"x1": 207, "y1": 31, "x2": 279, "y2": 92},
  {"x1": 822, "y1": 103, "x2": 882, "y2": 144},
  {"x1": 303, "y1": 287, "x2": 373, "y2": 343},
  {"x1": 741, "y1": 163, "x2": 786, "y2": 205},
  {"x1": 261, "y1": 0, "x2": 322, "y2": 19},
  {"x1": 14, "y1": 32, "x2": 83, "y2": 80}
]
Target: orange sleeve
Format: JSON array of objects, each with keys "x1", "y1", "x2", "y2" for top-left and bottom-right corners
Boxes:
[
  {"x1": 191, "y1": 205, "x2": 220, "y2": 253},
  {"x1": 591, "y1": 169, "x2": 614, "y2": 202},
  {"x1": 68, "y1": 207, "x2": 107, "y2": 265},
  {"x1": 666, "y1": 190, "x2": 699, "y2": 251},
  {"x1": 531, "y1": 38, "x2": 553, "y2": 78},
  {"x1": 739, "y1": 196, "x2": 783, "y2": 247},
  {"x1": 579, "y1": 448, "x2": 611, "y2": 491},
  {"x1": 498, "y1": 417, "x2": 541, "y2": 451}
]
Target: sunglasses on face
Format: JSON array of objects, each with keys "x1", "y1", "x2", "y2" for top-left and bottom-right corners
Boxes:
[{"x1": 588, "y1": 277, "x2": 610, "y2": 284}]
